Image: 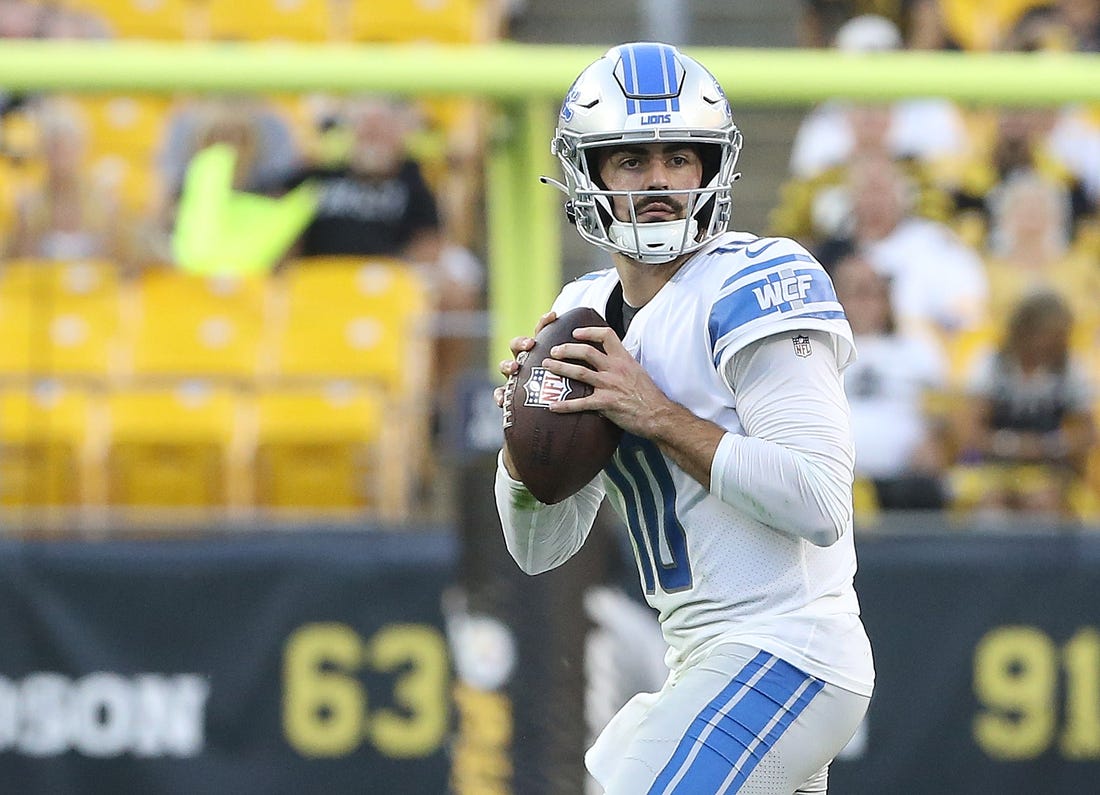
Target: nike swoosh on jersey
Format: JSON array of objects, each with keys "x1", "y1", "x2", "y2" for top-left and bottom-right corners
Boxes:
[{"x1": 744, "y1": 239, "x2": 781, "y2": 258}]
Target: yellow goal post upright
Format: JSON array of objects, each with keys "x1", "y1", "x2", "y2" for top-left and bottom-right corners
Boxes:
[{"x1": 0, "y1": 41, "x2": 1098, "y2": 370}]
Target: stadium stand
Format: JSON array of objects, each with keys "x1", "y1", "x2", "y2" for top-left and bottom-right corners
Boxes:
[
  {"x1": 121, "y1": 267, "x2": 272, "y2": 382},
  {"x1": 206, "y1": 0, "x2": 334, "y2": 43},
  {"x1": 344, "y1": 0, "x2": 503, "y2": 43},
  {"x1": 251, "y1": 382, "x2": 402, "y2": 516},
  {"x1": 0, "y1": 380, "x2": 100, "y2": 507},
  {"x1": 102, "y1": 382, "x2": 249, "y2": 508},
  {"x1": 0, "y1": 258, "x2": 123, "y2": 381},
  {"x1": 64, "y1": 0, "x2": 201, "y2": 39},
  {"x1": 269, "y1": 257, "x2": 431, "y2": 391}
]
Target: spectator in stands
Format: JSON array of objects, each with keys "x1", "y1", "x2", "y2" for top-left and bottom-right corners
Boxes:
[
  {"x1": 773, "y1": 14, "x2": 966, "y2": 254},
  {"x1": 908, "y1": 0, "x2": 1053, "y2": 51},
  {"x1": 833, "y1": 254, "x2": 950, "y2": 510},
  {"x1": 822, "y1": 154, "x2": 988, "y2": 337},
  {"x1": 1046, "y1": 107, "x2": 1100, "y2": 213},
  {"x1": 281, "y1": 95, "x2": 444, "y2": 263},
  {"x1": 4, "y1": 98, "x2": 131, "y2": 264},
  {"x1": 798, "y1": 0, "x2": 915, "y2": 47},
  {"x1": 1059, "y1": 0, "x2": 1100, "y2": 51},
  {"x1": 282, "y1": 94, "x2": 484, "y2": 405},
  {"x1": 952, "y1": 107, "x2": 1096, "y2": 250},
  {"x1": 160, "y1": 96, "x2": 299, "y2": 202},
  {"x1": 984, "y1": 171, "x2": 1100, "y2": 326},
  {"x1": 0, "y1": 0, "x2": 45, "y2": 39},
  {"x1": 1002, "y1": 3, "x2": 1075, "y2": 51},
  {"x1": 38, "y1": 3, "x2": 111, "y2": 39},
  {"x1": 163, "y1": 102, "x2": 317, "y2": 275},
  {"x1": 953, "y1": 291, "x2": 1094, "y2": 518},
  {"x1": 786, "y1": 14, "x2": 969, "y2": 183}
]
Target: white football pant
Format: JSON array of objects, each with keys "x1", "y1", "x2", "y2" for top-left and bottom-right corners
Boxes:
[{"x1": 586, "y1": 643, "x2": 870, "y2": 794}]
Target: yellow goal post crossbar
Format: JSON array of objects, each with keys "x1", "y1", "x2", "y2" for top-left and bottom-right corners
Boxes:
[{"x1": 1, "y1": 41, "x2": 1098, "y2": 371}]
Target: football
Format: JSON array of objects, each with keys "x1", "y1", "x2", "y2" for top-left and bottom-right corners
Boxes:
[{"x1": 502, "y1": 307, "x2": 623, "y2": 504}]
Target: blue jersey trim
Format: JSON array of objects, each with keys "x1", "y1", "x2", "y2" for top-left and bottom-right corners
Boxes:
[
  {"x1": 710, "y1": 310, "x2": 847, "y2": 367},
  {"x1": 709, "y1": 259, "x2": 842, "y2": 362},
  {"x1": 718, "y1": 253, "x2": 817, "y2": 291}
]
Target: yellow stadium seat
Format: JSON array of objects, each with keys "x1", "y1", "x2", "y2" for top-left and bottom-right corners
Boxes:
[
  {"x1": 66, "y1": 0, "x2": 201, "y2": 39},
  {"x1": 0, "y1": 381, "x2": 102, "y2": 507},
  {"x1": 346, "y1": 0, "x2": 499, "y2": 43},
  {"x1": 270, "y1": 258, "x2": 431, "y2": 394},
  {"x1": 0, "y1": 259, "x2": 124, "y2": 381},
  {"x1": 252, "y1": 382, "x2": 411, "y2": 516},
  {"x1": 70, "y1": 95, "x2": 171, "y2": 163},
  {"x1": 123, "y1": 268, "x2": 272, "y2": 381},
  {"x1": 103, "y1": 383, "x2": 249, "y2": 507},
  {"x1": 205, "y1": 0, "x2": 333, "y2": 41}
]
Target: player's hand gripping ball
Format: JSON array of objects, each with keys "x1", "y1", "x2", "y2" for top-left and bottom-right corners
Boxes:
[{"x1": 502, "y1": 307, "x2": 624, "y2": 504}]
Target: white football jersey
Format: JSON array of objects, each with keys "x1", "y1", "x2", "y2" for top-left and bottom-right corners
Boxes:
[{"x1": 549, "y1": 231, "x2": 873, "y2": 696}]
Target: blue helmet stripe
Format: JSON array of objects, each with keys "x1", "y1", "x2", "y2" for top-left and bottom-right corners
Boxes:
[
  {"x1": 662, "y1": 45, "x2": 680, "y2": 112},
  {"x1": 622, "y1": 46, "x2": 639, "y2": 115},
  {"x1": 622, "y1": 43, "x2": 680, "y2": 115}
]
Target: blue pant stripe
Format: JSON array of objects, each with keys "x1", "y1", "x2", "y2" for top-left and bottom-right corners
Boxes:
[
  {"x1": 648, "y1": 653, "x2": 820, "y2": 795},
  {"x1": 648, "y1": 652, "x2": 772, "y2": 794},
  {"x1": 722, "y1": 675, "x2": 825, "y2": 792}
]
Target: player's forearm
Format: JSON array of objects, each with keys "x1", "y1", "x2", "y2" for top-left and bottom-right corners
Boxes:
[
  {"x1": 494, "y1": 453, "x2": 603, "y2": 575},
  {"x1": 645, "y1": 400, "x2": 726, "y2": 491}
]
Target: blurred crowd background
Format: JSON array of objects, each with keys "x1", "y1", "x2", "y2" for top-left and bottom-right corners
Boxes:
[{"x1": 1, "y1": 0, "x2": 1099, "y2": 532}]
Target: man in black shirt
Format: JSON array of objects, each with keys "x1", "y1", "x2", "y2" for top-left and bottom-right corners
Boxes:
[{"x1": 282, "y1": 96, "x2": 444, "y2": 266}]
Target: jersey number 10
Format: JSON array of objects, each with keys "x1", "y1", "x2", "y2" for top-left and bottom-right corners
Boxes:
[{"x1": 605, "y1": 434, "x2": 693, "y2": 594}]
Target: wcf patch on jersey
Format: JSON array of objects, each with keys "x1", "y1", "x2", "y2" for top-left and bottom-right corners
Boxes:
[
  {"x1": 792, "y1": 334, "x2": 812, "y2": 358},
  {"x1": 523, "y1": 367, "x2": 572, "y2": 408}
]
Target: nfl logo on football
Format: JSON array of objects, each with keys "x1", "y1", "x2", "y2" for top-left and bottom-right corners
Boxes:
[
  {"x1": 523, "y1": 367, "x2": 572, "y2": 409},
  {"x1": 792, "y1": 334, "x2": 812, "y2": 358}
]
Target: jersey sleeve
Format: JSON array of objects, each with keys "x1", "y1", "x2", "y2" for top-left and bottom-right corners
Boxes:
[
  {"x1": 706, "y1": 237, "x2": 855, "y2": 378},
  {"x1": 494, "y1": 453, "x2": 606, "y2": 575},
  {"x1": 711, "y1": 329, "x2": 855, "y2": 546}
]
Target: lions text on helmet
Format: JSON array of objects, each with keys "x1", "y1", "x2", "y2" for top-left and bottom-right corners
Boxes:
[{"x1": 543, "y1": 42, "x2": 742, "y2": 264}]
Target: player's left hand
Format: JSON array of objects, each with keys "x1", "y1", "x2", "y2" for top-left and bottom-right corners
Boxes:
[{"x1": 542, "y1": 325, "x2": 672, "y2": 437}]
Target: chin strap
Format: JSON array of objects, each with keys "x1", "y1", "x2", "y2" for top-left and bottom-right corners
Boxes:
[{"x1": 607, "y1": 218, "x2": 699, "y2": 264}]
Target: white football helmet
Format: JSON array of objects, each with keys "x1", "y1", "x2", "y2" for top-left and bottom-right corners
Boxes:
[{"x1": 544, "y1": 42, "x2": 742, "y2": 264}]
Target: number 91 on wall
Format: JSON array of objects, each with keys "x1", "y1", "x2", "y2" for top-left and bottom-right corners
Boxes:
[
  {"x1": 974, "y1": 626, "x2": 1100, "y2": 761},
  {"x1": 282, "y1": 622, "x2": 450, "y2": 758}
]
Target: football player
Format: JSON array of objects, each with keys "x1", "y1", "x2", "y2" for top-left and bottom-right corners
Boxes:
[{"x1": 494, "y1": 43, "x2": 873, "y2": 794}]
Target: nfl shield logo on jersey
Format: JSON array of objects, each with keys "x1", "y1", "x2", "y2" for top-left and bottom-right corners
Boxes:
[
  {"x1": 792, "y1": 334, "x2": 812, "y2": 358},
  {"x1": 523, "y1": 367, "x2": 572, "y2": 408}
]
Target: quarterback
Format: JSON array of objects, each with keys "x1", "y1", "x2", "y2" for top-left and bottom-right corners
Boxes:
[{"x1": 494, "y1": 42, "x2": 874, "y2": 794}]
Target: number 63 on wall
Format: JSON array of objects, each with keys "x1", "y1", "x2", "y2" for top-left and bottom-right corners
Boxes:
[{"x1": 282, "y1": 622, "x2": 450, "y2": 758}]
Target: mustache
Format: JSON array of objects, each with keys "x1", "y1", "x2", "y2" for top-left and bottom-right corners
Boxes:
[{"x1": 633, "y1": 195, "x2": 685, "y2": 215}]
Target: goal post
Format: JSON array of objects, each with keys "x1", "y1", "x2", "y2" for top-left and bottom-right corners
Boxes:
[{"x1": 1, "y1": 40, "x2": 1097, "y2": 368}]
